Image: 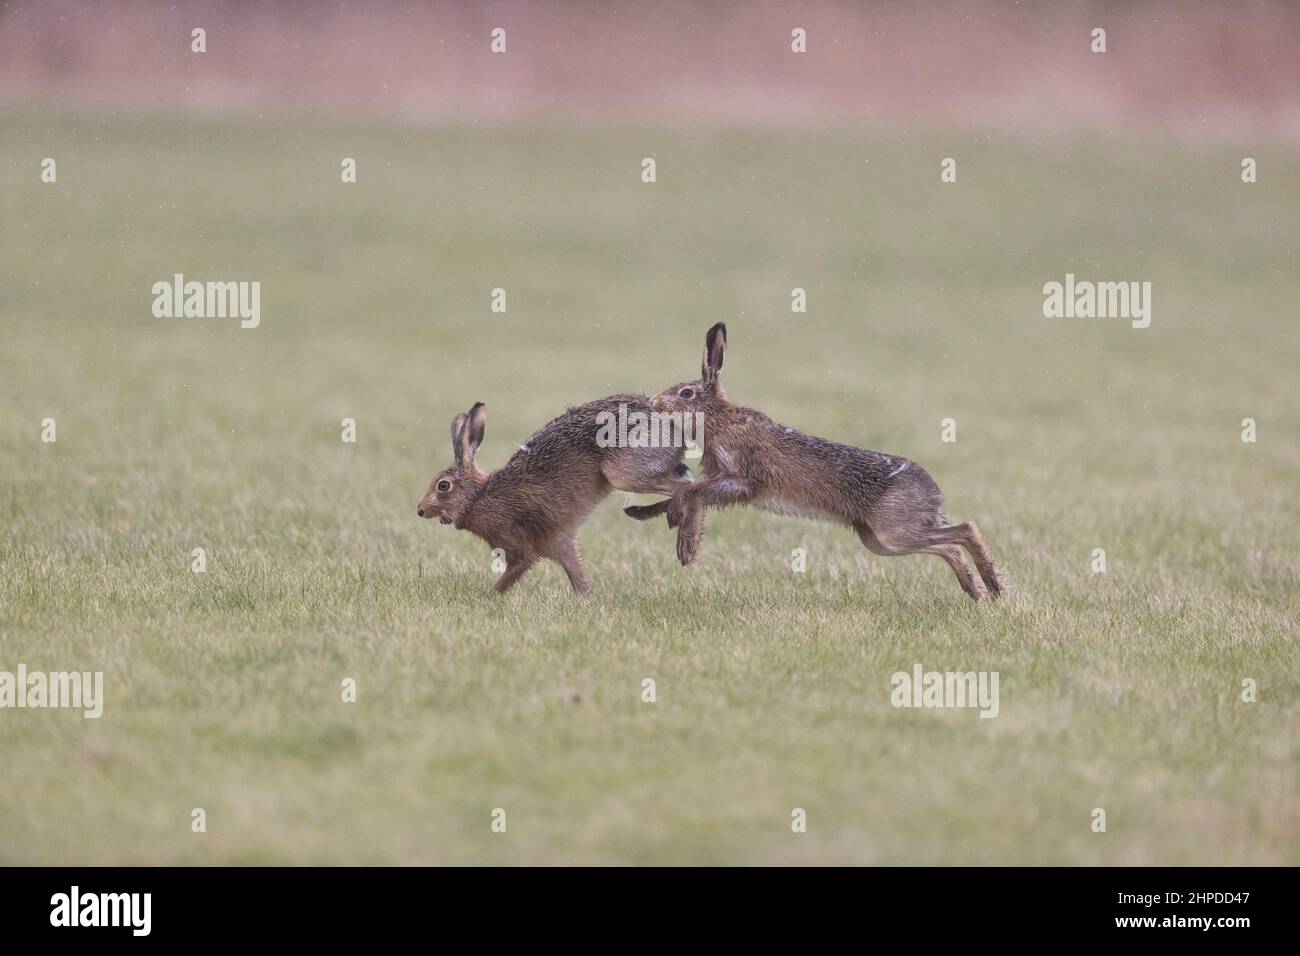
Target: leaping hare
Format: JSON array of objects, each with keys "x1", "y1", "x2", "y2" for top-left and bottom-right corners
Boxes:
[
  {"x1": 419, "y1": 396, "x2": 692, "y2": 595},
  {"x1": 624, "y1": 324, "x2": 1003, "y2": 600}
]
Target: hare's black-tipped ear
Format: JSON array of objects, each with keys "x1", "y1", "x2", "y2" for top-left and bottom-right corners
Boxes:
[
  {"x1": 450, "y1": 412, "x2": 469, "y2": 464},
  {"x1": 701, "y1": 322, "x2": 727, "y2": 384},
  {"x1": 461, "y1": 402, "x2": 487, "y2": 462}
]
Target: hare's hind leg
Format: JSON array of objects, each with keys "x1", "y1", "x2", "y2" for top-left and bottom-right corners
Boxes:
[
  {"x1": 867, "y1": 465, "x2": 1002, "y2": 598},
  {"x1": 947, "y1": 522, "x2": 1002, "y2": 598},
  {"x1": 550, "y1": 537, "x2": 591, "y2": 597},
  {"x1": 924, "y1": 544, "x2": 982, "y2": 600},
  {"x1": 855, "y1": 523, "x2": 984, "y2": 601},
  {"x1": 904, "y1": 522, "x2": 1001, "y2": 599}
]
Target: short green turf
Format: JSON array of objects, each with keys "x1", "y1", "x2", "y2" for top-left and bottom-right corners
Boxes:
[{"x1": 1, "y1": 113, "x2": 1296, "y2": 863}]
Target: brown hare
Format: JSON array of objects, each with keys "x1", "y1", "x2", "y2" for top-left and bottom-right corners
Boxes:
[
  {"x1": 418, "y1": 396, "x2": 692, "y2": 595},
  {"x1": 624, "y1": 324, "x2": 1003, "y2": 600}
]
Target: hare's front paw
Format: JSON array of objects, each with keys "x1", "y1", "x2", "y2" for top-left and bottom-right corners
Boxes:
[
  {"x1": 623, "y1": 503, "x2": 667, "y2": 521},
  {"x1": 666, "y1": 495, "x2": 690, "y2": 529},
  {"x1": 676, "y1": 513, "x2": 702, "y2": 566}
]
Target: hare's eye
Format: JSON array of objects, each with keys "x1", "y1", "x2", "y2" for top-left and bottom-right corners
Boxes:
[
  {"x1": 679, "y1": 387, "x2": 695, "y2": 399},
  {"x1": 436, "y1": 480, "x2": 452, "y2": 492}
]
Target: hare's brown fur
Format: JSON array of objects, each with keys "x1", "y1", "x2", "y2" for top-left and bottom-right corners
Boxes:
[
  {"x1": 626, "y1": 325, "x2": 1003, "y2": 600},
  {"x1": 419, "y1": 395, "x2": 690, "y2": 595}
]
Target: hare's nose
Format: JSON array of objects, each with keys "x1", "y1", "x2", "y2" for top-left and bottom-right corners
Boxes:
[{"x1": 417, "y1": 508, "x2": 425, "y2": 517}]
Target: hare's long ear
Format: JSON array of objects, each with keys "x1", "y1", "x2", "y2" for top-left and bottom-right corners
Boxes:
[
  {"x1": 450, "y1": 412, "x2": 469, "y2": 465},
  {"x1": 460, "y1": 402, "x2": 487, "y2": 465},
  {"x1": 701, "y1": 322, "x2": 727, "y2": 385}
]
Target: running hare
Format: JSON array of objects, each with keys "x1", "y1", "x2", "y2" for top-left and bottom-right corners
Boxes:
[
  {"x1": 418, "y1": 396, "x2": 691, "y2": 595},
  {"x1": 624, "y1": 325, "x2": 1002, "y2": 600}
]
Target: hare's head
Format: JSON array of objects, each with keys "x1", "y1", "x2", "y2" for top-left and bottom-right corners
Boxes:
[
  {"x1": 417, "y1": 402, "x2": 489, "y2": 526},
  {"x1": 651, "y1": 322, "x2": 729, "y2": 416}
]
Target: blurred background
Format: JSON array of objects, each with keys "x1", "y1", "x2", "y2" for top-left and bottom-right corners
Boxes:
[{"x1": 2, "y1": 0, "x2": 1298, "y2": 135}]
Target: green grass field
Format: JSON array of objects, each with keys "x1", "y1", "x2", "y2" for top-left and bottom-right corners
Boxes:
[{"x1": 1, "y1": 112, "x2": 1297, "y2": 864}]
